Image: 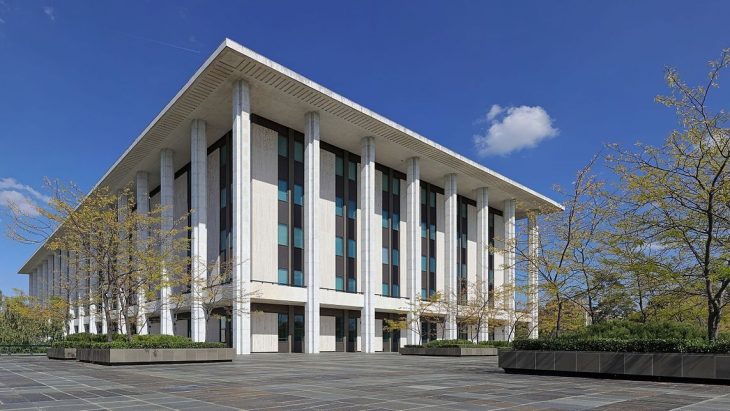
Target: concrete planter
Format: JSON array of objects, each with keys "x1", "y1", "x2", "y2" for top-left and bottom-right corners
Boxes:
[
  {"x1": 76, "y1": 348, "x2": 234, "y2": 365},
  {"x1": 400, "y1": 346, "x2": 498, "y2": 356},
  {"x1": 47, "y1": 348, "x2": 77, "y2": 360},
  {"x1": 499, "y1": 349, "x2": 730, "y2": 382}
]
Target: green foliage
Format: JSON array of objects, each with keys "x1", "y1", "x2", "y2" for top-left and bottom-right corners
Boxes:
[
  {"x1": 423, "y1": 339, "x2": 511, "y2": 348},
  {"x1": 568, "y1": 320, "x2": 705, "y2": 340},
  {"x1": 512, "y1": 338, "x2": 730, "y2": 353},
  {"x1": 0, "y1": 293, "x2": 65, "y2": 345},
  {"x1": 53, "y1": 334, "x2": 225, "y2": 349}
]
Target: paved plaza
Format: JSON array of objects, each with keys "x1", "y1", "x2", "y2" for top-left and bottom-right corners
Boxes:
[{"x1": 1, "y1": 354, "x2": 730, "y2": 410}]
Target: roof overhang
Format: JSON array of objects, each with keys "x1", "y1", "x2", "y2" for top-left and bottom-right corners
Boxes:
[{"x1": 18, "y1": 38, "x2": 562, "y2": 274}]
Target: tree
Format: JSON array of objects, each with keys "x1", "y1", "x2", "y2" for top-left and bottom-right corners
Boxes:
[
  {"x1": 610, "y1": 49, "x2": 730, "y2": 340},
  {"x1": 516, "y1": 156, "x2": 610, "y2": 337},
  {"x1": 7, "y1": 180, "x2": 190, "y2": 342}
]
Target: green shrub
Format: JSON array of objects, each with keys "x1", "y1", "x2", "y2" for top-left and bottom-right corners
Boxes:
[
  {"x1": 53, "y1": 334, "x2": 225, "y2": 349},
  {"x1": 423, "y1": 339, "x2": 511, "y2": 348},
  {"x1": 512, "y1": 338, "x2": 730, "y2": 354},
  {"x1": 568, "y1": 320, "x2": 704, "y2": 340}
]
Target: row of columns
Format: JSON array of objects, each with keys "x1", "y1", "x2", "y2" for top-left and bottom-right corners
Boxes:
[{"x1": 28, "y1": 77, "x2": 538, "y2": 349}]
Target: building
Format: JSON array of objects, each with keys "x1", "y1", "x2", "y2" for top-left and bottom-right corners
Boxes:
[{"x1": 18, "y1": 39, "x2": 560, "y2": 354}]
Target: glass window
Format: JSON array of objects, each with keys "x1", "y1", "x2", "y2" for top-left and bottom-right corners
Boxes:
[
  {"x1": 348, "y1": 162, "x2": 357, "y2": 181},
  {"x1": 347, "y1": 200, "x2": 356, "y2": 219},
  {"x1": 392, "y1": 178, "x2": 400, "y2": 195},
  {"x1": 392, "y1": 284, "x2": 400, "y2": 298},
  {"x1": 335, "y1": 237, "x2": 344, "y2": 256},
  {"x1": 348, "y1": 278, "x2": 356, "y2": 292},
  {"x1": 278, "y1": 269, "x2": 288, "y2": 285},
  {"x1": 392, "y1": 213, "x2": 399, "y2": 230},
  {"x1": 277, "y1": 224, "x2": 288, "y2": 246},
  {"x1": 429, "y1": 257, "x2": 436, "y2": 273},
  {"x1": 277, "y1": 180, "x2": 288, "y2": 202},
  {"x1": 348, "y1": 239, "x2": 356, "y2": 258},
  {"x1": 429, "y1": 192, "x2": 436, "y2": 207},
  {"x1": 293, "y1": 227, "x2": 303, "y2": 249},
  {"x1": 420, "y1": 187, "x2": 426, "y2": 204},
  {"x1": 293, "y1": 270, "x2": 304, "y2": 287},
  {"x1": 392, "y1": 249, "x2": 400, "y2": 266},
  {"x1": 336, "y1": 276, "x2": 345, "y2": 291},
  {"x1": 278, "y1": 135, "x2": 288, "y2": 157},
  {"x1": 382, "y1": 283, "x2": 389, "y2": 296},
  {"x1": 421, "y1": 222, "x2": 427, "y2": 238},
  {"x1": 430, "y1": 224, "x2": 436, "y2": 239},
  {"x1": 421, "y1": 288, "x2": 427, "y2": 299},
  {"x1": 335, "y1": 197, "x2": 344, "y2": 216},
  {"x1": 421, "y1": 256, "x2": 427, "y2": 271},
  {"x1": 382, "y1": 173, "x2": 389, "y2": 192},
  {"x1": 382, "y1": 247, "x2": 389, "y2": 264},
  {"x1": 220, "y1": 187, "x2": 227, "y2": 209},
  {"x1": 294, "y1": 141, "x2": 304, "y2": 162},
  {"x1": 293, "y1": 184, "x2": 304, "y2": 206},
  {"x1": 382, "y1": 210, "x2": 389, "y2": 228},
  {"x1": 335, "y1": 157, "x2": 344, "y2": 176},
  {"x1": 220, "y1": 144, "x2": 227, "y2": 166}
]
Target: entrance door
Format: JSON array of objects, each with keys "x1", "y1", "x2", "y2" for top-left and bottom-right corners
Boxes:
[
  {"x1": 346, "y1": 317, "x2": 357, "y2": 352},
  {"x1": 292, "y1": 314, "x2": 304, "y2": 353},
  {"x1": 335, "y1": 315, "x2": 345, "y2": 352},
  {"x1": 391, "y1": 329, "x2": 400, "y2": 352},
  {"x1": 277, "y1": 313, "x2": 289, "y2": 353}
]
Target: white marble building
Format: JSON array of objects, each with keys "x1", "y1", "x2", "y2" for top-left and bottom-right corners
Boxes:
[{"x1": 18, "y1": 39, "x2": 560, "y2": 354}]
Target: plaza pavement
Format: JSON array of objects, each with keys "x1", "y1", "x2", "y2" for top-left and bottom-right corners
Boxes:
[{"x1": 0, "y1": 353, "x2": 729, "y2": 410}]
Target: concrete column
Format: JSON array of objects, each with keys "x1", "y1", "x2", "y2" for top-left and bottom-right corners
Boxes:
[
  {"x1": 232, "y1": 79, "x2": 252, "y2": 355},
  {"x1": 360, "y1": 136, "x2": 376, "y2": 353},
  {"x1": 117, "y1": 193, "x2": 128, "y2": 336},
  {"x1": 190, "y1": 119, "x2": 208, "y2": 342},
  {"x1": 476, "y1": 187, "x2": 490, "y2": 342},
  {"x1": 66, "y1": 251, "x2": 76, "y2": 334},
  {"x1": 77, "y1": 252, "x2": 86, "y2": 334},
  {"x1": 53, "y1": 252, "x2": 61, "y2": 297},
  {"x1": 304, "y1": 111, "x2": 321, "y2": 354},
  {"x1": 88, "y1": 257, "x2": 98, "y2": 334},
  {"x1": 406, "y1": 157, "x2": 421, "y2": 345},
  {"x1": 160, "y1": 148, "x2": 175, "y2": 335},
  {"x1": 528, "y1": 213, "x2": 539, "y2": 339},
  {"x1": 444, "y1": 174, "x2": 458, "y2": 340},
  {"x1": 45, "y1": 257, "x2": 51, "y2": 302},
  {"x1": 503, "y1": 199, "x2": 516, "y2": 341},
  {"x1": 135, "y1": 171, "x2": 150, "y2": 335}
]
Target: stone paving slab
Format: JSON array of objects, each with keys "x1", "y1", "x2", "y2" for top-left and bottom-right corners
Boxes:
[{"x1": 0, "y1": 354, "x2": 730, "y2": 410}]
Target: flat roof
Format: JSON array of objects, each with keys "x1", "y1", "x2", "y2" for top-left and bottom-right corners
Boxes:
[{"x1": 18, "y1": 38, "x2": 562, "y2": 274}]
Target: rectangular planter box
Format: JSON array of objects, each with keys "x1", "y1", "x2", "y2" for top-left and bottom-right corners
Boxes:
[
  {"x1": 400, "y1": 347, "x2": 498, "y2": 356},
  {"x1": 47, "y1": 348, "x2": 77, "y2": 360},
  {"x1": 499, "y1": 349, "x2": 730, "y2": 383},
  {"x1": 76, "y1": 348, "x2": 234, "y2": 365}
]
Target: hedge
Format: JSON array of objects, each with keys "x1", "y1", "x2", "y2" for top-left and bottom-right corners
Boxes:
[
  {"x1": 53, "y1": 334, "x2": 225, "y2": 349},
  {"x1": 512, "y1": 338, "x2": 730, "y2": 354},
  {"x1": 405, "y1": 339, "x2": 511, "y2": 349},
  {"x1": 568, "y1": 320, "x2": 706, "y2": 340}
]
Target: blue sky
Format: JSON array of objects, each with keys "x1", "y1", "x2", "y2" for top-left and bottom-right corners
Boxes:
[{"x1": 1, "y1": 1, "x2": 729, "y2": 295}]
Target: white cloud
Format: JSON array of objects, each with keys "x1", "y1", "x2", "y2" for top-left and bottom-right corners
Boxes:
[
  {"x1": 474, "y1": 104, "x2": 559, "y2": 156},
  {"x1": 0, "y1": 178, "x2": 50, "y2": 203},
  {"x1": 43, "y1": 6, "x2": 54, "y2": 21},
  {"x1": 0, "y1": 178, "x2": 49, "y2": 217},
  {"x1": 0, "y1": 190, "x2": 40, "y2": 216},
  {"x1": 486, "y1": 104, "x2": 504, "y2": 121}
]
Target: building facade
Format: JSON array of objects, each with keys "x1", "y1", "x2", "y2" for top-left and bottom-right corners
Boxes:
[{"x1": 19, "y1": 39, "x2": 560, "y2": 354}]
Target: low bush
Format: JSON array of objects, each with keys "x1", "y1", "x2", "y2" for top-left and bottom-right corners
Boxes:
[
  {"x1": 512, "y1": 338, "x2": 730, "y2": 354},
  {"x1": 567, "y1": 320, "x2": 705, "y2": 340},
  {"x1": 53, "y1": 334, "x2": 225, "y2": 349},
  {"x1": 424, "y1": 339, "x2": 510, "y2": 348}
]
